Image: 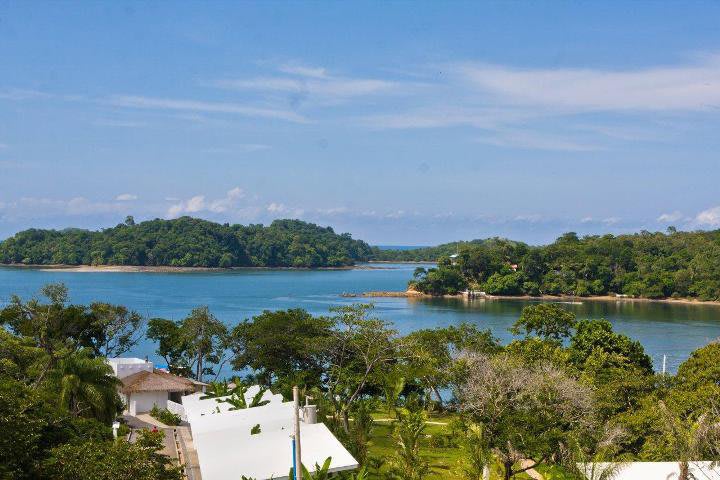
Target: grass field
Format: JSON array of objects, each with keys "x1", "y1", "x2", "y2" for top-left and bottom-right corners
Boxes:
[{"x1": 365, "y1": 410, "x2": 580, "y2": 480}]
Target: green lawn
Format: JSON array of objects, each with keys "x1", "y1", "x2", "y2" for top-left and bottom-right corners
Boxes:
[
  {"x1": 367, "y1": 410, "x2": 464, "y2": 479},
  {"x1": 365, "y1": 410, "x2": 581, "y2": 480}
]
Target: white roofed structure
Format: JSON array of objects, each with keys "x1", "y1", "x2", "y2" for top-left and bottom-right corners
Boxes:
[
  {"x1": 181, "y1": 388, "x2": 358, "y2": 480},
  {"x1": 580, "y1": 461, "x2": 720, "y2": 479}
]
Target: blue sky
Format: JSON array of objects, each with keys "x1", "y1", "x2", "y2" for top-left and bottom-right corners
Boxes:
[{"x1": 1, "y1": 1, "x2": 720, "y2": 245}]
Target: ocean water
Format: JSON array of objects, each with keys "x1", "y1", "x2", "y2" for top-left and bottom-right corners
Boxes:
[{"x1": 1, "y1": 263, "x2": 719, "y2": 375}]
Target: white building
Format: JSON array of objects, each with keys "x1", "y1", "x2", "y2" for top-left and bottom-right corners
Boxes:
[
  {"x1": 580, "y1": 461, "x2": 720, "y2": 479},
  {"x1": 181, "y1": 389, "x2": 358, "y2": 480},
  {"x1": 108, "y1": 358, "x2": 205, "y2": 416}
]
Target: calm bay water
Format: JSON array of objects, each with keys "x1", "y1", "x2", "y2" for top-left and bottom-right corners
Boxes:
[{"x1": 1, "y1": 263, "x2": 719, "y2": 374}]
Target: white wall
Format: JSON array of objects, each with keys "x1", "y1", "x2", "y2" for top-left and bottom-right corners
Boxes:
[
  {"x1": 128, "y1": 391, "x2": 168, "y2": 415},
  {"x1": 108, "y1": 358, "x2": 153, "y2": 379}
]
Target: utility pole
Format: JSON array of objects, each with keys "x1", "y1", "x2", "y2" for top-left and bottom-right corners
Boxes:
[
  {"x1": 662, "y1": 354, "x2": 667, "y2": 375},
  {"x1": 293, "y1": 386, "x2": 303, "y2": 480}
]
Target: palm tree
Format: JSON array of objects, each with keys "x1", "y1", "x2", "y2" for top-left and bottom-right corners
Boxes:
[
  {"x1": 563, "y1": 425, "x2": 628, "y2": 480},
  {"x1": 657, "y1": 401, "x2": 720, "y2": 480},
  {"x1": 49, "y1": 350, "x2": 122, "y2": 422},
  {"x1": 387, "y1": 409, "x2": 431, "y2": 480}
]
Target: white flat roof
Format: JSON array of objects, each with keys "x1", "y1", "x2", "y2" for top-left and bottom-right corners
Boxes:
[
  {"x1": 194, "y1": 421, "x2": 358, "y2": 480},
  {"x1": 107, "y1": 357, "x2": 149, "y2": 365},
  {"x1": 183, "y1": 387, "x2": 358, "y2": 480},
  {"x1": 181, "y1": 388, "x2": 284, "y2": 423},
  {"x1": 581, "y1": 461, "x2": 720, "y2": 479}
]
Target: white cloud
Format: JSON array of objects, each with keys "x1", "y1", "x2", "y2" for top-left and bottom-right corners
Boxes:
[
  {"x1": 475, "y1": 129, "x2": 600, "y2": 152},
  {"x1": 657, "y1": 211, "x2": 684, "y2": 222},
  {"x1": 94, "y1": 119, "x2": 148, "y2": 128},
  {"x1": 454, "y1": 55, "x2": 720, "y2": 112},
  {"x1": 266, "y1": 202, "x2": 286, "y2": 213},
  {"x1": 0, "y1": 88, "x2": 50, "y2": 101},
  {"x1": 514, "y1": 214, "x2": 543, "y2": 223},
  {"x1": 265, "y1": 202, "x2": 305, "y2": 217},
  {"x1": 696, "y1": 206, "x2": 720, "y2": 226},
  {"x1": 106, "y1": 95, "x2": 309, "y2": 123},
  {"x1": 0, "y1": 196, "x2": 131, "y2": 219},
  {"x1": 278, "y1": 64, "x2": 329, "y2": 79},
  {"x1": 359, "y1": 106, "x2": 531, "y2": 130},
  {"x1": 204, "y1": 144, "x2": 272, "y2": 154},
  {"x1": 166, "y1": 187, "x2": 246, "y2": 218},
  {"x1": 355, "y1": 54, "x2": 720, "y2": 151},
  {"x1": 115, "y1": 193, "x2": 138, "y2": 201},
  {"x1": 212, "y1": 63, "x2": 404, "y2": 106},
  {"x1": 209, "y1": 187, "x2": 245, "y2": 213}
]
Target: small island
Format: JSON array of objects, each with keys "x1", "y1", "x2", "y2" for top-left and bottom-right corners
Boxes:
[{"x1": 0, "y1": 216, "x2": 374, "y2": 269}]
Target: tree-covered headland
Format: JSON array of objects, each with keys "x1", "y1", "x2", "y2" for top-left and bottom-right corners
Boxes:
[
  {"x1": 0, "y1": 216, "x2": 373, "y2": 268},
  {"x1": 3, "y1": 284, "x2": 719, "y2": 479},
  {"x1": 404, "y1": 230, "x2": 720, "y2": 300}
]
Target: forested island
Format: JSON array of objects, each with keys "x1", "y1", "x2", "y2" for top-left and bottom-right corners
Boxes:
[
  {"x1": 392, "y1": 230, "x2": 720, "y2": 301},
  {"x1": 0, "y1": 216, "x2": 373, "y2": 268}
]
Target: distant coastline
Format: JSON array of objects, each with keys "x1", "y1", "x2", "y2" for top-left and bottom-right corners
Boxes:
[
  {"x1": 350, "y1": 290, "x2": 720, "y2": 307},
  {"x1": 0, "y1": 263, "x2": 393, "y2": 273}
]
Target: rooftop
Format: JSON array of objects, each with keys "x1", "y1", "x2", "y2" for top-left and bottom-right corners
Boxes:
[{"x1": 120, "y1": 369, "x2": 198, "y2": 394}]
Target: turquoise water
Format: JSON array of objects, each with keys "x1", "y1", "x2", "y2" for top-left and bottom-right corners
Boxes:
[{"x1": 1, "y1": 264, "x2": 719, "y2": 374}]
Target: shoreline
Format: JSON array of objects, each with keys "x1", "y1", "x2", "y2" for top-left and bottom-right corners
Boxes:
[
  {"x1": 353, "y1": 290, "x2": 720, "y2": 306},
  {"x1": 0, "y1": 263, "x2": 391, "y2": 273}
]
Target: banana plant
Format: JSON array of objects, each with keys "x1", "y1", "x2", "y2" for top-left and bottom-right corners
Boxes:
[
  {"x1": 290, "y1": 457, "x2": 333, "y2": 480},
  {"x1": 248, "y1": 386, "x2": 271, "y2": 408},
  {"x1": 199, "y1": 380, "x2": 232, "y2": 399}
]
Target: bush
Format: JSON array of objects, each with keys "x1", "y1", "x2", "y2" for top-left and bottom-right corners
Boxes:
[{"x1": 149, "y1": 405, "x2": 181, "y2": 426}]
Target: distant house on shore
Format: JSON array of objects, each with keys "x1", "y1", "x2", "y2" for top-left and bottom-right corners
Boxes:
[{"x1": 108, "y1": 357, "x2": 205, "y2": 416}]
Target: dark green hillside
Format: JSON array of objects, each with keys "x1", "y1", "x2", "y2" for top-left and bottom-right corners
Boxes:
[
  {"x1": 0, "y1": 217, "x2": 373, "y2": 268},
  {"x1": 406, "y1": 229, "x2": 720, "y2": 301}
]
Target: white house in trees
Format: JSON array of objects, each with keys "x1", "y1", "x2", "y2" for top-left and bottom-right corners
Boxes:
[{"x1": 108, "y1": 358, "x2": 205, "y2": 416}]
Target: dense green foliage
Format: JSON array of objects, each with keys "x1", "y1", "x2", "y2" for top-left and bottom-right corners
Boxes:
[
  {"x1": 0, "y1": 284, "x2": 180, "y2": 480},
  {"x1": 408, "y1": 230, "x2": 720, "y2": 300},
  {"x1": 0, "y1": 216, "x2": 373, "y2": 268},
  {"x1": 3, "y1": 282, "x2": 720, "y2": 479}
]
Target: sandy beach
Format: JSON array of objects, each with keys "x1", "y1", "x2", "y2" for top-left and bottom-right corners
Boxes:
[
  {"x1": 356, "y1": 290, "x2": 720, "y2": 306},
  {"x1": 0, "y1": 263, "x2": 387, "y2": 273}
]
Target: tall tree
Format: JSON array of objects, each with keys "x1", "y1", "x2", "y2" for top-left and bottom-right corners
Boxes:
[
  {"x1": 458, "y1": 353, "x2": 592, "y2": 480},
  {"x1": 48, "y1": 349, "x2": 122, "y2": 423},
  {"x1": 181, "y1": 306, "x2": 228, "y2": 381},
  {"x1": 324, "y1": 304, "x2": 400, "y2": 432},
  {"x1": 229, "y1": 309, "x2": 333, "y2": 388},
  {"x1": 655, "y1": 401, "x2": 720, "y2": 480},
  {"x1": 510, "y1": 303, "x2": 577, "y2": 342}
]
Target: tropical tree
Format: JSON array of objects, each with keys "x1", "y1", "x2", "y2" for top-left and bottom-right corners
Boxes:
[
  {"x1": 510, "y1": 303, "x2": 577, "y2": 342},
  {"x1": 182, "y1": 306, "x2": 229, "y2": 381},
  {"x1": 147, "y1": 307, "x2": 228, "y2": 381},
  {"x1": 562, "y1": 424, "x2": 628, "y2": 480},
  {"x1": 43, "y1": 429, "x2": 183, "y2": 480},
  {"x1": 48, "y1": 349, "x2": 122, "y2": 423},
  {"x1": 458, "y1": 353, "x2": 593, "y2": 480},
  {"x1": 323, "y1": 304, "x2": 400, "y2": 432},
  {"x1": 386, "y1": 408, "x2": 431, "y2": 480},
  {"x1": 230, "y1": 308, "x2": 333, "y2": 388},
  {"x1": 455, "y1": 421, "x2": 490, "y2": 480},
  {"x1": 655, "y1": 401, "x2": 720, "y2": 480},
  {"x1": 85, "y1": 302, "x2": 144, "y2": 357}
]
